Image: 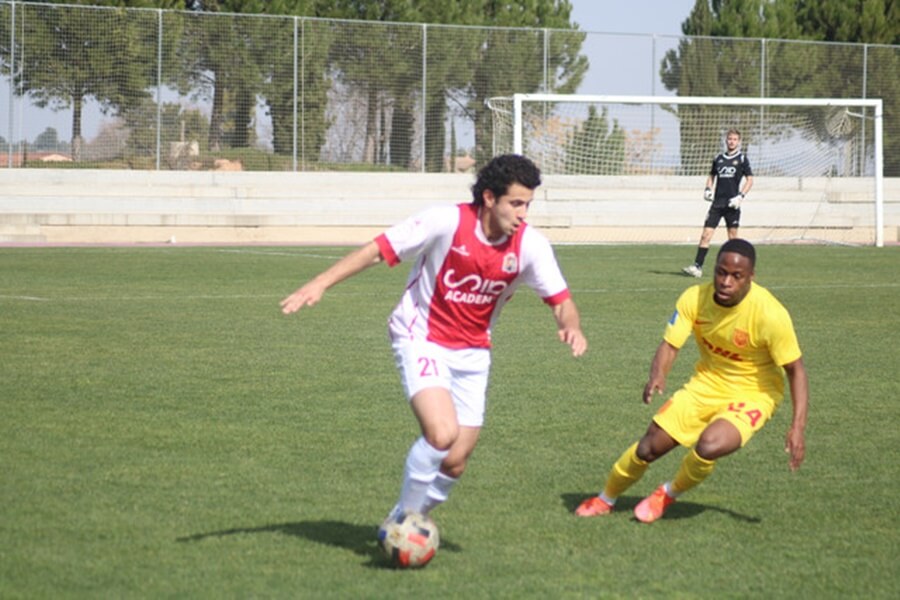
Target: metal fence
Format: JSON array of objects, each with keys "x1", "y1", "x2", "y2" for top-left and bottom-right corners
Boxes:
[{"x1": 1, "y1": 1, "x2": 898, "y2": 174}]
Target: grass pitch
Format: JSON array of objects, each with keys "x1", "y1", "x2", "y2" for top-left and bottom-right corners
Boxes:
[{"x1": 1, "y1": 244, "x2": 898, "y2": 598}]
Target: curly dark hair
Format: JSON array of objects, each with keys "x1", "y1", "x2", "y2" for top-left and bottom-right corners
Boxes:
[{"x1": 471, "y1": 154, "x2": 541, "y2": 206}]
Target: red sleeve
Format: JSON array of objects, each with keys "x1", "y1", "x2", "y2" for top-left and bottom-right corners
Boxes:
[
  {"x1": 543, "y1": 289, "x2": 571, "y2": 306},
  {"x1": 374, "y1": 233, "x2": 400, "y2": 267}
]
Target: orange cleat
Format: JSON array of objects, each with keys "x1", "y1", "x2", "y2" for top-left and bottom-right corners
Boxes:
[
  {"x1": 634, "y1": 485, "x2": 675, "y2": 523},
  {"x1": 575, "y1": 496, "x2": 614, "y2": 517}
]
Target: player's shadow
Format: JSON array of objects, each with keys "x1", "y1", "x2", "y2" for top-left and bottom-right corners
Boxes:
[
  {"x1": 177, "y1": 520, "x2": 461, "y2": 569},
  {"x1": 649, "y1": 269, "x2": 697, "y2": 279},
  {"x1": 562, "y1": 493, "x2": 761, "y2": 524}
]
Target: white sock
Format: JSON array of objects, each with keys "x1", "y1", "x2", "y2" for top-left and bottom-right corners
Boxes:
[
  {"x1": 421, "y1": 471, "x2": 458, "y2": 515},
  {"x1": 397, "y1": 437, "x2": 449, "y2": 514},
  {"x1": 663, "y1": 481, "x2": 681, "y2": 498},
  {"x1": 599, "y1": 492, "x2": 617, "y2": 506}
]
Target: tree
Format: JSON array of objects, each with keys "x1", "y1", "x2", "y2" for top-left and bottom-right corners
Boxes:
[
  {"x1": 33, "y1": 127, "x2": 60, "y2": 151},
  {"x1": 790, "y1": 0, "x2": 900, "y2": 175},
  {"x1": 314, "y1": 1, "x2": 586, "y2": 169},
  {"x1": 0, "y1": 1, "x2": 181, "y2": 161},
  {"x1": 562, "y1": 105, "x2": 625, "y2": 175},
  {"x1": 791, "y1": 0, "x2": 899, "y2": 44},
  {"x1": 661, "y1": 0, "x2": 900, "y2": 175},
  {"x1": 176, "y1": 1, "x2": 332, "y2": 162},
  {"x1": 123, "y1": 98, "x2": 208, "y2": 167},
  {"x1": 467, "y1": 1, "x2": 587, "y2": 166}
]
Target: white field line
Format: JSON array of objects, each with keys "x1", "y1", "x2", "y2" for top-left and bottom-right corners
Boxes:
[{"x1": 2, "y1": 282, "x2": 898, "y2": 304}]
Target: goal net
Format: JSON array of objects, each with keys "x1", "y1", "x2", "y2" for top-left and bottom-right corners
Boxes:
[{"x1": 487, "y1": 94, "x2": 884, "y2": 246}]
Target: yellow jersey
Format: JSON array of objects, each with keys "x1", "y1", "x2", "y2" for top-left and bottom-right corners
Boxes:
[{"x1": 663, "y1": 281, "x2": 802, "y2": 404}]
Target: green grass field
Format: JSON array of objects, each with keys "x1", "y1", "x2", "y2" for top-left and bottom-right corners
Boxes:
[{"x1": 1, "y1": 244, "x2": 898, "y2": 598}]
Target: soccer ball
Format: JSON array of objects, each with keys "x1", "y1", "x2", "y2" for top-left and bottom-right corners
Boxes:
[{"x1": 377, "y1": 510, "x2": 440, "y2": 568}]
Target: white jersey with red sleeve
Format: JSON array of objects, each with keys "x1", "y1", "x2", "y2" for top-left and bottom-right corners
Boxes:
[{"x1": 374, "y1": 203, "x2": 571, "y2": 350}]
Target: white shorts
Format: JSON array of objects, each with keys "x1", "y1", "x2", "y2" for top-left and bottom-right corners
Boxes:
[{"x1": 390, "y1": 334, "x2": 491, "y2": 427}]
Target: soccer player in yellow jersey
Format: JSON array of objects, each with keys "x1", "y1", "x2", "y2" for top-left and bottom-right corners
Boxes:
[{"x1": 576, "y1": 238, "x2": 809, "y2": 523}]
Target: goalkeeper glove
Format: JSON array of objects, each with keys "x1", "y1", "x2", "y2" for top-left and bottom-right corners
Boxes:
[
  {"x1": 728, "y1": 193, "x2": 745, "y2": 209},
  {"x1": 703, "y1": 187, "x2": 713, "y2": 202}
]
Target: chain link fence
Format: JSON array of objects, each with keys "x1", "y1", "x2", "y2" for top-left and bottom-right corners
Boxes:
[{"x1": 1, "y1": 1, "x2": 898, "y2": 175}]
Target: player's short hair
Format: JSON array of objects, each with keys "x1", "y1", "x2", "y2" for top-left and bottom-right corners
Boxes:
[
  {"x1": 727, "y1": 128, "x2": 742, "y2": 139},
  {"x1": 718, "y1": 238, "x2": 756, "y2": 267},
  {"x1": 471, "y1": 154, "x2": 541, "y2": 206}
]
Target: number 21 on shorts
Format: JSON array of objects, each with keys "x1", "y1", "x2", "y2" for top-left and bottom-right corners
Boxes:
[{"x1": 418, "y1": 356, "x2": 439, "y2": 377}]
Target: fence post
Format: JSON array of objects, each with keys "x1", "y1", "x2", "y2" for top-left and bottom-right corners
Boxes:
[
  {"x1": 421, "y1": 23, "x2": 427, "y2": 173},
  {"x1": 543, "y1": 28, "x2": 548, "y2": 91},
  {"x1": 293, "y1": 16, "x2": 299, "y2": 172},
  {"x1": 7, "y1": 0, "x2": 15, "y2": 168},
  {"x1": 155, "y1": 8, "x2": 162, "y2": 170}
]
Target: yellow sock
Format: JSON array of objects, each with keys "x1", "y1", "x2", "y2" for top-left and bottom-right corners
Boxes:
[
  {"x1": 671, "y1": 449, "x2": 716, "y2": 495},
  {"x1": 602, "y1": 442, "x2": 649, "y2": 499}
]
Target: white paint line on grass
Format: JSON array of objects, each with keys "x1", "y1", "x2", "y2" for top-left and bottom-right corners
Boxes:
[{"x1": 0, "y1": 295, "x2": 50, "y2": 301}]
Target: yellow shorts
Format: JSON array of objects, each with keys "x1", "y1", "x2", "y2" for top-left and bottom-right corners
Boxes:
[{"x1": 652, "y1": 386, "x2": 776, "y2": 448}]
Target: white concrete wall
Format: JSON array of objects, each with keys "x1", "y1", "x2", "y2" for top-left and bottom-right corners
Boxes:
[{"x1": 1, "y1": 169, "x2": 897, "y2": 245}]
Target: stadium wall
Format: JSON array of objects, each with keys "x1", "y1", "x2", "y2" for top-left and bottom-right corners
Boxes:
[{"x1": 1, "y1": 169, "x2": 897, "y2": 245}]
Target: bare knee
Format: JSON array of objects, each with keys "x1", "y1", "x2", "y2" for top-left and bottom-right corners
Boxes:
[
  {"x1": 440, "y1": 460, "x2": 466, "y2": 479},
  {"x1": 636, "y1": 425, "x2": 678, "y2": 462},
  {"x1": 439, "y1": 428, "x2": 480, "y2": 479},
  {"x1": 695, "y1": 423, "x2": 742, "y2": 460},
  {"x1": 423, "y1": 424, "x2": 459, "y2": 452}
]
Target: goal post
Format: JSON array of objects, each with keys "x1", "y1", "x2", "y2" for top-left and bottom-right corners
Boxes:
[{"x1": 487, "y1": 93, "x2": 884, "y2": 247}]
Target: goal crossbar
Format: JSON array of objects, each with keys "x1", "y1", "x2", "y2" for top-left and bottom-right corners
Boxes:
[{"x1": 502, "y1": 93, "x2": 884, "y2": 247}]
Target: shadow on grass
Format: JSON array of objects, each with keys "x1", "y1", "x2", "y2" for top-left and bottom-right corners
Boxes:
[
  {"x1": 562, "y1": 493, "x2": 761, "y2": 524},
  {"x1": 176, "y1": 519, "x2": 461, "y2": 569},
  {"x1": 647, "y1": 269, "x2": 699, "y2": 279}
]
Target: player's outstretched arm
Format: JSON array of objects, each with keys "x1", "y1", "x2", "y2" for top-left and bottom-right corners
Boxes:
[
  {"x1": 551, "y1": 298, "x2": 587, "y2": 357},
  {"x1": 643, "y1": 341, "x2": 679, "y2": 404},
  {"x1": 280, "y1": 241, "x2": 383, "y2": 315},
  {"x1": 782, "y1": 357, "x2": 809, "y2": 471}
]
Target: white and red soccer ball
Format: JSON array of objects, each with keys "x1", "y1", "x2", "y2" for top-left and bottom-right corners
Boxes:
[{"x1": 377, "y1": 511, "x2": 440, "y2": 568}]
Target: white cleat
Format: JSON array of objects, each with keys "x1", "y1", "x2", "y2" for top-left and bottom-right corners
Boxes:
[{"x1": 682, "y1": 264, "x2": 702, "y2": 278}]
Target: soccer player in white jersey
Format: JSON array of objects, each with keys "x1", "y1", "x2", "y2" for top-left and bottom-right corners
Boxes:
[
  {"x1": 577, "y1": 239, "x2": 808, "y2": 523},
  {"x1": 281, "y1": 154, "x2": 588, "y2": 527}
]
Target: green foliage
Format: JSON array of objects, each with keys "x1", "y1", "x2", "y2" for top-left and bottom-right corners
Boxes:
[
  {"x1": 663, "y1": 0, "x2": 900, "y2": 175},
  {"x1": 791, "y1": 0, "x2": 900, "y2": 44},
  {"x1": 122, "y1": 99, "x2": 210, "y2": 167},
  {"x1": 0, "y1": 244, "x2": 897, "y2": 597},
  {"x1": 467, "y1": 1, "x2": 586, "y2": 165},
  {"x1": 32, "y1": 126, "x2": 61, "y2": 150},
  {"x1": 314, "y1": 1, "x2": 587, "y2": 170},
  {"x1": 562, "y1": 105, "x2": 626, "y2": 174},
  {"x1": 0, "y1": 1, "x2": 183, "y2": 162}
]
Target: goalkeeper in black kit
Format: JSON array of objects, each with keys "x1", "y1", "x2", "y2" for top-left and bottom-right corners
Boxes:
[{"x1": 683, "y1": 129, "x2": 753, "y2": 278}]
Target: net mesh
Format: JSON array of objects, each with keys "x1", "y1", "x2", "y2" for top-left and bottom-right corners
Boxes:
[{"x1": 487, "y1": 95, "x2": 878, "y2": 245}]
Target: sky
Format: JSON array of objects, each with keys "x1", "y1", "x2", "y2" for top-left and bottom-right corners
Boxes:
[{"x1": 569, "y1": 0, "x2": 697, "y2": 36}]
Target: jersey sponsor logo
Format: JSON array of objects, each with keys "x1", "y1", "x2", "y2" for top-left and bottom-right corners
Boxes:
[
  {"x1": 700, "y1": 335, "x2": 743, "y2": 361},
  {"x1": 501, "y1": 252, "x2": 518, "y2": 274},
  {"x1": 733, "y1": 328, "x2": 749, "y2": 348},
  {"x1": 718, "y1": 165, "x2": 738, "y2": 178},
  {"x1": 441, "y1": 269, "x2": 508, "y2": 305}
]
